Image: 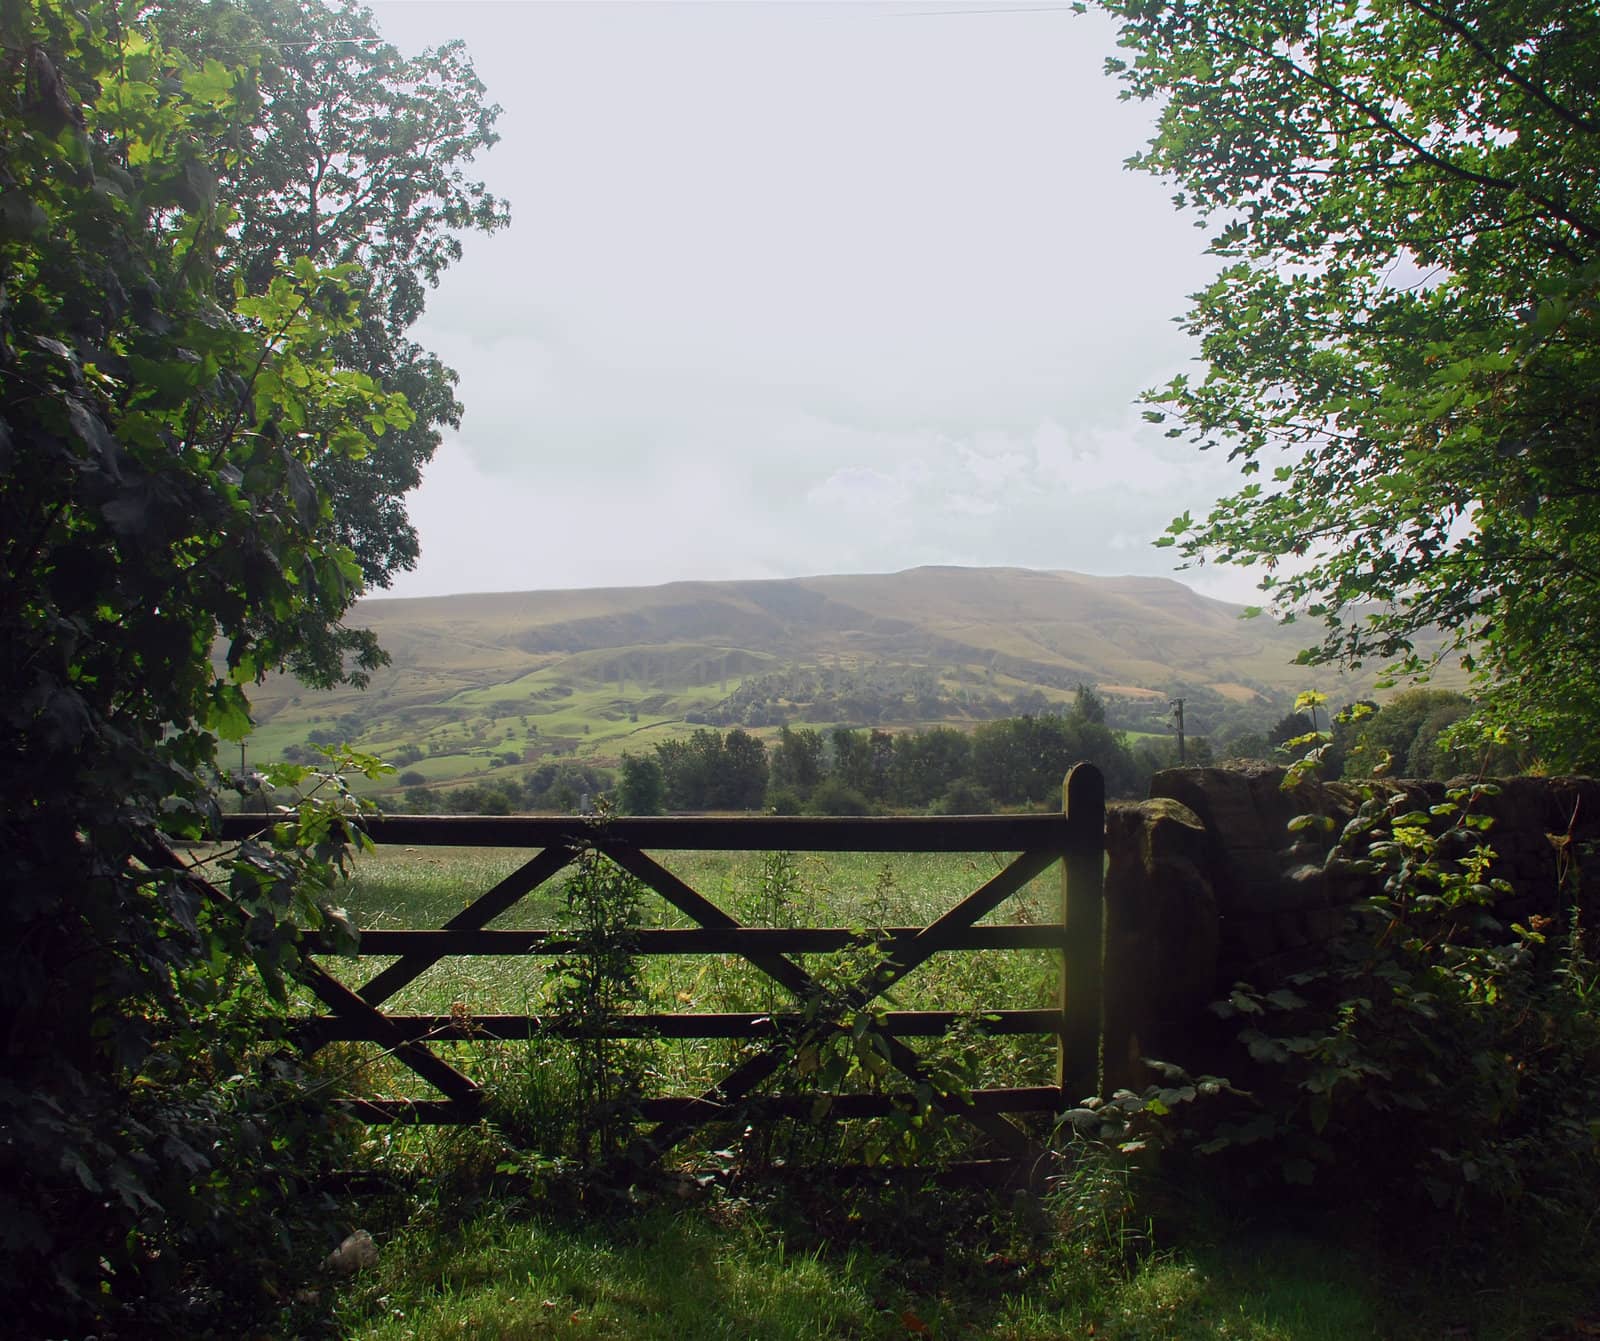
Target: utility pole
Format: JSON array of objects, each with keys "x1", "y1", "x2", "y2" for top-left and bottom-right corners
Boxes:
[
  {"x1": 239, "y1": 741, "x2": 260, "y2": 814},
  {"x1": 1170, "y1": 697, "x2": 1186, "y2": 765}
]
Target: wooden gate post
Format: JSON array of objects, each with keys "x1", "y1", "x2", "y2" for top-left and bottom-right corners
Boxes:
[{"x1": 1058, "y1": 763, "x2": 1106, "y2": 1107}]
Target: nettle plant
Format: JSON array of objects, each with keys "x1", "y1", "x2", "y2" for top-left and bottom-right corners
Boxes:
[
  {"x1": 543, "y1": 843, "x2": 655, "y2": 1170},
  {"x1": 779, "y1": 911, "x2": 991, "y2": 1170}
]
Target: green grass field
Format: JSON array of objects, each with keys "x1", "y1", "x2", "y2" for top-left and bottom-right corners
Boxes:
[{"x1": 330, "y1": 1200, "x2": 1392, "y2": 1341}]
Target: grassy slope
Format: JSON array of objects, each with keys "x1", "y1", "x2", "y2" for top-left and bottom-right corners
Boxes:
[
  {"x1": 330, "y1": 1196, "x2": 1592, "y2": 1341},
  {"x1": 242, "y1": 566, "x2": 1452, "y2": 793}
]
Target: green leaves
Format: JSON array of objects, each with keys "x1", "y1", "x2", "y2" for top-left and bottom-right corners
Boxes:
[
  {"x1": 204, "y1": 682, "x2": 253, "y2": 742},
  {"x1": 1100, "y1": 0, "x2": 1600, "y2": 767},
  {"x1": 0, "y1": 3, "x2": 501, "y2": 1326},
  {"x1": 1185, "y1": 777, "x2": 1600, "y2": 1213},
  {"x1": 155, "y1": 0, "x2": 509, "y2": 590}
]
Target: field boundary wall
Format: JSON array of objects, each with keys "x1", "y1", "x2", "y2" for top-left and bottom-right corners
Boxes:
[{"x1": 1103, "y1": 762, "x2": 1600, "y2": 1087}]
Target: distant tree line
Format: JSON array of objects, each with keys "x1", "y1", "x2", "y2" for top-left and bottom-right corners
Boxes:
[
  {"x1": 627, "y1": 686, "x2": 1159, "y2": 813},
  {"x1": 401, "y1": 761, "x2": 614, "y2": 815},
  {"x1": 389, "y1": 686, "x2": 1504, "y2": 817}
]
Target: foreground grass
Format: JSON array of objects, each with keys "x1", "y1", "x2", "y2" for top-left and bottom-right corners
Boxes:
[
  {"x1": 317, "y1": 1172, "x2": 1600, "y2": 1341},
  {"x1": 329, "y1": 1196, "x2": 1381, "y2": 1341}
]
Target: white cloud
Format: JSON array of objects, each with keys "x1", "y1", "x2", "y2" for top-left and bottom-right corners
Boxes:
[
  {"x1": 364, "y1": 1, "x2": 1247, "y2": 601},
  {"x1": 806, "y1": 466, "x2": 912, "y2": 516}
]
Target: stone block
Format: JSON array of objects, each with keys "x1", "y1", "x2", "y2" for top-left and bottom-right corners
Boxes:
[{"x1": 1103, "y1": 798, "x2": 1220, "y2": 1087}]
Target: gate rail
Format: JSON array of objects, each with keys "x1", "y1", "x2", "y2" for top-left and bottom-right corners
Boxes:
[{"x1": 217, "y1": 764, "x2": 1108, "y2": 1166}]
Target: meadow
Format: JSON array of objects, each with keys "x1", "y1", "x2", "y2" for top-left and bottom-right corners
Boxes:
[{"x1": 320, "y1": 844, "x2": 1063, "y2": 1117}]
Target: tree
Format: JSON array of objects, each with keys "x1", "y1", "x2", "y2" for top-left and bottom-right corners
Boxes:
[
  {"x1": 890, "y1": 726, "x2": 973, "y2": 809},
  {"x1": 655, "y1": 731, "x2": 718, "y2": 809},
  {"x1": 1267, "y1": 711, "x2": 1318, "y2": 760},
  {"x1": 0, "y1": 4, "x2": 500, "y2": 1327},
  {"x1": 653, "y1": 728, "x2": 767, "y2": 810},
  {"x1": 717, "y1": 727, "x2": 770, "y2": 810},
  {"x1": 829, "y1": 726, "x2": 894, "y2": 802},
  {"x1": 830, "y1": 726, "x2": 875, "y2": 796},
  {"x1": 1101, "y1": 0, "x2": 1600, "y2": 767},
  {"x1": 768, "y1": 725, "x2": 825, "y2": 801},
  {"x1": 972, "y1": 716, "x2": 1072, "y2": 805},
  {"x1": 1335, "y1": 687, "x2": 1502, "y2": 778},
  {"x1": 1073, "y1": 683, "x2": 1107, "y2": 725},
  {"x1": 1063, "y1": 689, "x2": 1141, "y2": 795},
  {"x1": 616, "y1": 753, "x2": 666, "y2": 815},
  {"x1": 1218, "y1": 728, "x2": 1273, "y2": 762},
  {"x1": 524, "y1": 761, "x2": 613, "y2": 811},
  {"x1": 1406, "y1": 698, "x2": 1476, "y2": 778},
  {"x1": 149, "y1": 0, "x2": 509, "y2": 588}
]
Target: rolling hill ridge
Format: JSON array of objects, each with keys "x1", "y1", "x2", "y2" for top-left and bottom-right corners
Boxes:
[{"x1": 241, "y1": 566, "x2": 1390, "y2": 790}]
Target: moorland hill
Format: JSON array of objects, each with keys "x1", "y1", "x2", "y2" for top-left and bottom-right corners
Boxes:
[{"x1": 242, "y1": 566, "x2": 1397, "y2": 790}]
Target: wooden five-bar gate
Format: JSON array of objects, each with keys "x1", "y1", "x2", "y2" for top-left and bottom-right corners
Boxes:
[{"x1": 218, "y1": 764, "x2": 1107, "y2": 1172}]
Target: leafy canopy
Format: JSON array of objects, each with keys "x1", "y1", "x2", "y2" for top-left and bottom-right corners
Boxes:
[
  {"x1": 150, "y1": 0, "x2": 510, "y2": 588},
  {"x1": 1098, "y1": 0, "x2": 1600, "y2": 767}
]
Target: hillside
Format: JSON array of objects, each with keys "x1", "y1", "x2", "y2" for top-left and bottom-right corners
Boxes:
[{"x1": 240, "y1": 566, "x2": 1413, "y2": 790}]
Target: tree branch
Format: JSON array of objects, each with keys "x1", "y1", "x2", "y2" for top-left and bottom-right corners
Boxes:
[
  {"x1": 1403, "y1": 0, "x2": 1600, "y2": 137},
  {"x1": 1204, "y1": 17, "x2": 1600, "y2": 246}
]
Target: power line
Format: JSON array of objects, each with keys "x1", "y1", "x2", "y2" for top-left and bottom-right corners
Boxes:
[
  {"x1": 886, "y1": 3, "x2": 1079, "y2": 14},
  {"x1": 276, "y1": 38, "x2": 388, "y2": 48}
]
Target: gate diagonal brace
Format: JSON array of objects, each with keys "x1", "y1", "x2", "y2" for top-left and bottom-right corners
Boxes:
[
  {"x1": 621, "y1": 847, "x2": 1057, "y2": 1167},
  {"x1": 144, "y1": 839, "x2": 482, "y2": 1112},
  {"x1": 356, "y1": 843, "x2": 578, "y2": 1008},
  {"x1": 301, "y1": 962, "x2": 483, "y2": 1109},
  {"x1": 314, "y1": 843, "x2": 579, "y2": 1113},
  {"x1": 337, "y1": 844, "x2": 583, "y2": 1112},
  {"x1": 599, "y1": 843, "x2": 817, "y2": 999}
]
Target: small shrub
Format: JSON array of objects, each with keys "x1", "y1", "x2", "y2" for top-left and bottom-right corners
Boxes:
[
  {"x1": 932, "y1": 779, "x2": 994, "y2": 815},
  {"x1": 542, "y1": 845, "x2": 652, "y2": 1169},
  {"x1": 767, "y1": 786, "x2": 803, "y2": 815},
  {"x1": 805, "y1": 779, "x2": 871, "y2": 816}
]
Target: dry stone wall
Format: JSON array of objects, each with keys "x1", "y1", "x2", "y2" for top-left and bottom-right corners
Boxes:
[{"x1": 1098, "y1": 762, "x2": 1600, "y2": 1090}]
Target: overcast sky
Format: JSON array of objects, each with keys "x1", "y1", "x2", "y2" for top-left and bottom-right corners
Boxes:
[{"x1": 363, "y1": 0, "x2": 1255, "y2": 602}]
